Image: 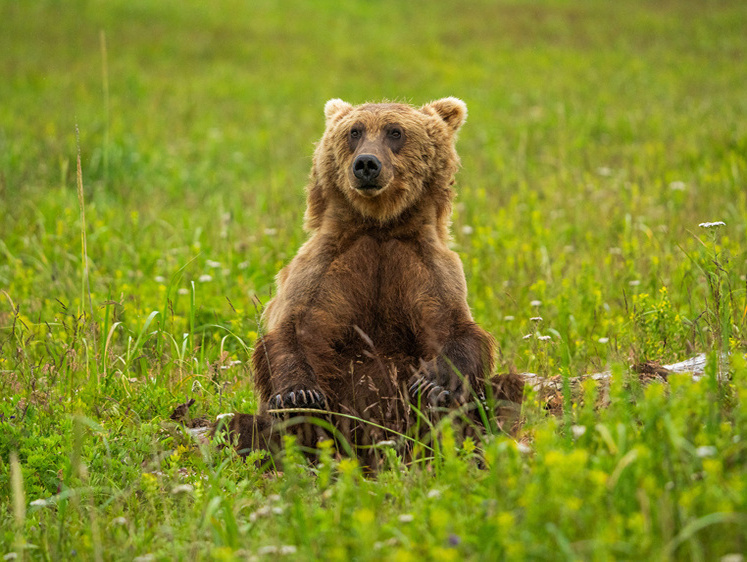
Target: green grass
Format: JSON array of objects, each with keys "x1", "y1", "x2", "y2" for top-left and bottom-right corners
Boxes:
[{"x1": 1, "y1": 0, "x2": 747, "y2": 559}]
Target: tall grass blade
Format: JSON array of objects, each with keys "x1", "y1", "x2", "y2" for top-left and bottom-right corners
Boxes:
[
  {"x1": 10, "y1": 451, "x2": 26, "y2": 561},
  {"x1": 75, "y1": 124, "x2": 93, "y2": 322},
  {"x1": 99, "y1": 29, "x2": 109, "y2": 185}
]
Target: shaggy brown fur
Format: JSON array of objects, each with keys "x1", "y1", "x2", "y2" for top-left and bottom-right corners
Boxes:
[{"x1": 242, "y1": 98, "x2": 520, "y2": 463}]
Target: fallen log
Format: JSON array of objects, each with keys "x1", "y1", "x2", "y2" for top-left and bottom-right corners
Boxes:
[
  {"x1": 521, "y1": 353, "x2": 730, "y2": 415},
  {"x1": 522, "y1": 353, "x2": 727, "y2": 393}
]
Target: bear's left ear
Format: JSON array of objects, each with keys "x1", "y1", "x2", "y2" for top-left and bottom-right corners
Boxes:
[
  {"x1": 420, "y1": 97, "x2": 468, "y2": 134},
  {"x1": 324, "y1": 98, "x2": 353, "y2": 124}
]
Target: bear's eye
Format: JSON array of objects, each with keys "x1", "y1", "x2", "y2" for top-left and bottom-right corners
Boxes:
[
  {"x1": 348, "y1": 124, "x2": 365, "y2": 151},
  {"x1": 388, "y1": 128, "x2": 402, "y2": 139}
]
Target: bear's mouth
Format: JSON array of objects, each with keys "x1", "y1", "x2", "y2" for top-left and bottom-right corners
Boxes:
[{"x1": 355, "y1": 184, "x2": 384, "y2": 196}]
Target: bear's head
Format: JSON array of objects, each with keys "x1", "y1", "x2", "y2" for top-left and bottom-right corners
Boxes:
[{"x1": 305, "y1": 98, "x2": 467, "y2": 230}]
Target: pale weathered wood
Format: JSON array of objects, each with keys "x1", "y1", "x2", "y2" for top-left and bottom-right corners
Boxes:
[
  {"x1": 521, "y1": 353, "x2": 727, "y2": 394},
  {"x1": 520, "y1": 353, "x2": 735, "y2": 416}
]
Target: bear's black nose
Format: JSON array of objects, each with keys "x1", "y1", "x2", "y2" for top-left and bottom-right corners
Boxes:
[{"x1": 353, "y1": 154, "x2": 382, "y2": 183}]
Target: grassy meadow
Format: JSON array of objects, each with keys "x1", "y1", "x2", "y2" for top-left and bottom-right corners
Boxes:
[{"x1": 1, "y1": 0, "x2": 747, "y2": 559}]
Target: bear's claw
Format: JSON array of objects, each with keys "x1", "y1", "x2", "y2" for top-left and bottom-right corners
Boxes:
[
  {"x1": 408, "y1": 376, "x2": 452, "y2": 407},
  {"x1": 409, "y1": 376, "x2": 489, "y2": 412},
  {"x1": 269, "y1": 388, "x2": 328, "y2": 413}
]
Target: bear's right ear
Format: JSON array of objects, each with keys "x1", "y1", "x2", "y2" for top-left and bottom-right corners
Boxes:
[{"x1": 324, "y1": 99, "x2": 353, "y2": 124}]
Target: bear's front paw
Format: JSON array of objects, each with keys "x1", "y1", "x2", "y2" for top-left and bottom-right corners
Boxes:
[
  {"x1": 269, "y1": 386, "x2": 328, "y2": 413},
  {"x1": 408, "y1": 375, "x2": 452, "y2": 408}
]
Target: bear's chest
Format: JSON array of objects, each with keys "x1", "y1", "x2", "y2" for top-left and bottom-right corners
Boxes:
[
  {"x1": 335, "y1": 232, "x2": 423, "y2": 279},
  {"x1": 328, "y1": 235, "x2": 439, "y2": 330}
]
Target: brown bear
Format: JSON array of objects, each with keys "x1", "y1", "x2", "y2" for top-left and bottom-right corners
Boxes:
[{"x1": 242, "y1": 98, "x2": 521, "y2": 463}]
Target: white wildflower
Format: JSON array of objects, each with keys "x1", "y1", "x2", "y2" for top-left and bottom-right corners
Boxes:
[
  {"x1": 238, "y1": 261, "x2": 249, "y2": 270},
  {"x1": 699, "y1": 221, "x2": 726, "y2": 229},
  {"x1": 29, "y1": 499, "x2": 48, "y2": 507},
  {"x1": 669, "y1": 181, "x2": 686, "y2": 191},
  {"x1": 216, "y1": 413, "x2": 234, "y2": 421},
  {"x1": 376, "y1": 440, "x2": 396, "y2": 448},
  {"x1": 427, "y1": 489, "x2": 442, "y2": 499},
  {"x1": 398, "y1": 514, "x2": 414, "y2": 523},
  {"x1": 571, "y1": 425, "x2": 587, "y2": 438},
  {"x1": 112, "y1": 516, "x2": 128, "y2": 526},
  {"x1": 530, "y1": 316, "x2": 543, "y2": 322},
  {"x1": 598, "y1": 337, "x2": 609, "y2": 344},
  {"x1": 257, "y1": 546, "x2": 278, "y2": 555},
  {"x1": 516, "y1": 442, "x2": 532, "y2": 454},
  {"x1": 154, "y1": 276, "x2": 166, "y2": 284},
  {"x1": 171, "y1": 484, "x2": 194, "y2": 495},
  {"x1": 133, "y1": 556, "x2": 154, "y2": 562},
  {"x1": 268, "y1": 494, "x2": 281, "y2": 502},
  {"x1": 264, "y1": 228, "x2": 278, "y2": 236},
  {"x1": 628, "y1": 280, "x2": 641, "y2": 287},
  {"x1": 206, "y1": 260, "x2": 221, "y2": 268},
  {"x1": 250, "y1": 505, "x2": 272, "y2": 522},
  {"x1": 522, "y1": 334, "x2": 532, "y2": 340},
  {"x1": 279, "y1": 546, "x2": 297, "y2": 555},
  {"x1": 596, "y1": 166, "x2": 612, "y2": 177},
  {"x1": 198, "y1": 274, "x2": 213, "y2": 283},
  {"x1": 177, "y1": 288, "x2": 189, "y2": 295},
  {"x1": 461, "y1": 225, "x2": 474, "y2": 235},
  {"x1": 221, "y1": 360, "x2": 242, "y2": 370},
  {"x1": 503, "y1": 315, "x2": 515, "y2": 321},
  {"x1": 374, "y1": 538, "x2": 398, "y2": 550},
  {"x1": 696, "y1": 446, "x2": 717, "y2": 458},
  {"x1": 537, "y1": 335, "x2": 551, "y2": 341},
  {"x1": 530, "y1": 300, "x2": 542, "y2": 307}
]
